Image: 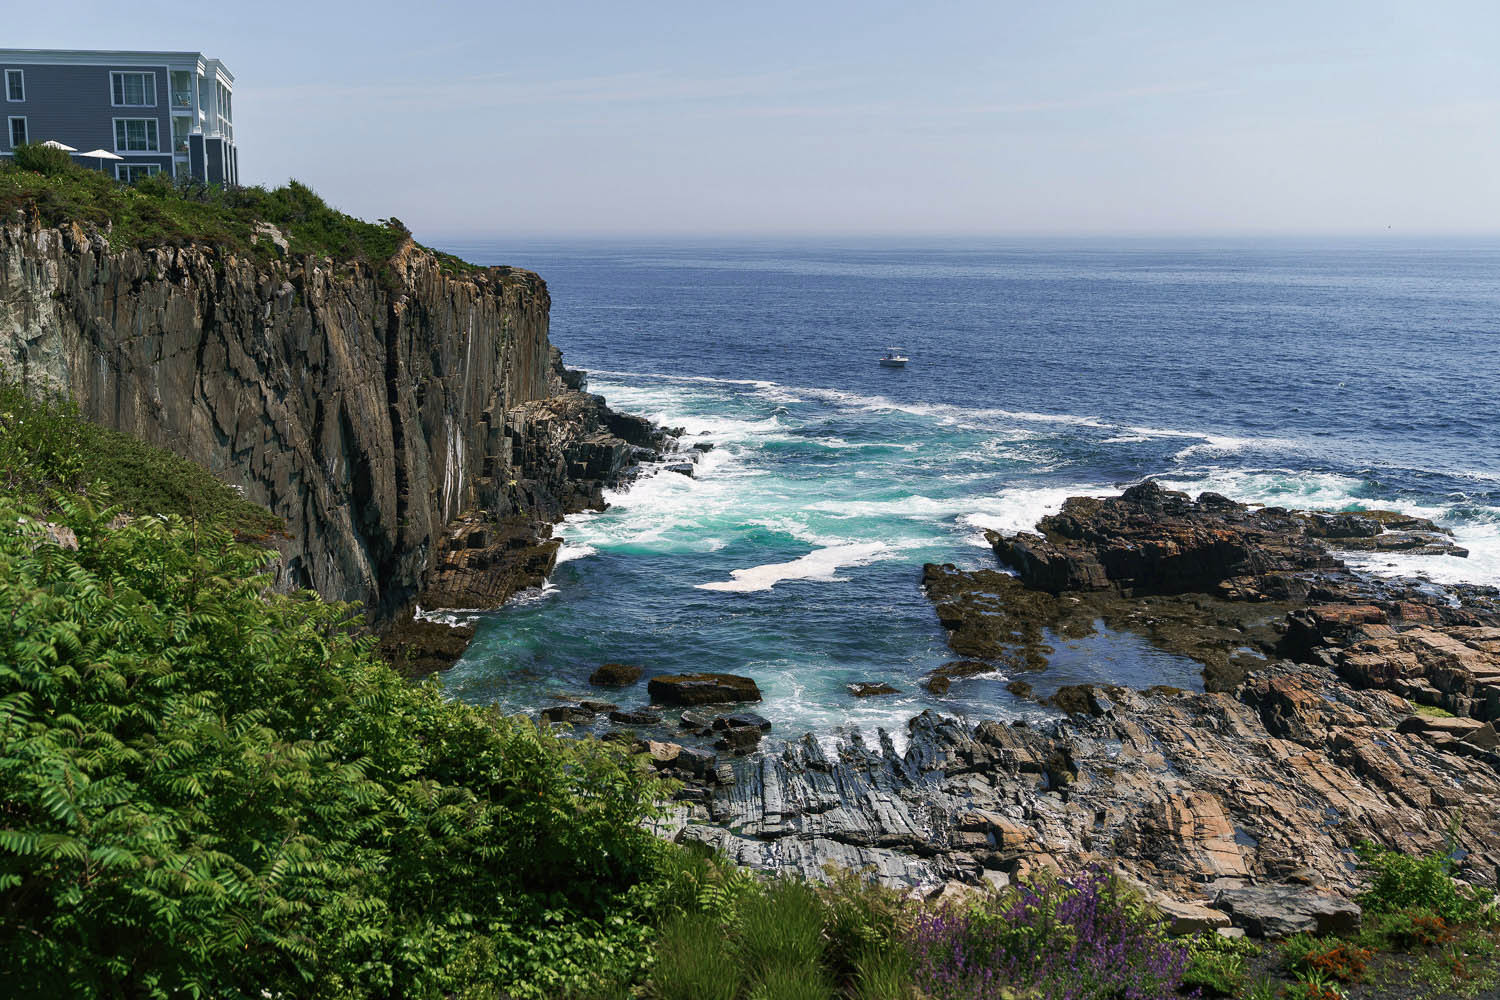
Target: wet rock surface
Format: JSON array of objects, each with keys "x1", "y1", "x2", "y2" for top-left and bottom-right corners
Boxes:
[
  {"x1": 647, "y1": 673, "x2": 764, "y2": 706},
  {"x1": 666, "y1": 484, "x2": 1500, "y2": 935},
  {"x1": 590, "y1": 662, "x2": 645, "y2": 687}
]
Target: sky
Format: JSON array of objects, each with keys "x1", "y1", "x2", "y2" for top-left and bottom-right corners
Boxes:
[{"x1": 9, "y1": 1, "x2": 1500, "y2": 237}]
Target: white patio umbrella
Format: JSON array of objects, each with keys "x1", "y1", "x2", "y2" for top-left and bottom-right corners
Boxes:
[
  {"x1": 79, "y1": 149, "x2": 123, "y2": 173},
  {"x1": 40, "y1": 140, "x2": 77, "y2": 152}
]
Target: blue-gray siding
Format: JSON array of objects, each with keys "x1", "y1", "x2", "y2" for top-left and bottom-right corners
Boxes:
[
  {"x1": 0, "y1": 63, "x2": 167, "y2": 159},
  {"x1": 0, "y1": 60, "x2": 232, "y2": 182}
]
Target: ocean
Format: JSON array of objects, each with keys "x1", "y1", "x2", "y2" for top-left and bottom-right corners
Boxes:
[{"x1": 430, "y1": 237, "x2": 1500, "y2": 742}]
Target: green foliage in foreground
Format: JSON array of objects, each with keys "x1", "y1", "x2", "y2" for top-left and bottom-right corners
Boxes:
[
  {"x1": 0, "y1": 374, "x2": 282, "y2": 538},
  {"x1": 0, "y1": 483, "x2": 678, "y2": 997},
  {"x1": 644, "y1": 861, "x2": 913, "y2": 1000},
  {"x1": 1356, "y1": 838, "x2": 1496, "y2": 926},
  {"x1": 0, "y1": 148, "x2": 479, "y2": 275}
]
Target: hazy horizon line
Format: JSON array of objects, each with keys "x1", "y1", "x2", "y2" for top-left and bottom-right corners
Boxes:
[{"x1": 422, "y1": 229, "x2": 1500, "y2": 244}]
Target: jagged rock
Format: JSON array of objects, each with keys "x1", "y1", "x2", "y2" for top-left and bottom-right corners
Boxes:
[
  {"x1": 609, "y1": 708, "x2": 662, "y2": 726},
  {"x1": 38, "y1": 522, "x2": 79, "y2": 550},
  {"x1": 378, "y1": 618, "x2": 476, "y2": 678},
  {"x1": 647, "y1": 741, "x2": 682, "y2": 768},
  {"x1": 249, "y1": 221, "x2": 289, "y2": 255},
  {"x1": 676, "y1": 746, "x2": 717, "y2": 778},
  {"x1": 848, "y1": 682, "x2": 901, "y2": 697},
  {"x1": 539, "y1": 704, "x2": 594, "y2": 725},
  {"x1": 1212, "y1": 886, "x2": 1361, "y2": 938},
  {"x1": 648, "y1": 673, "x2": 762, "y2": 706},
  {"x1": 664, "y1": 463, "x2": 695, "y2": 478},
  {"x1": 923, "y1": 660, "x2": 994, "y2": 695},
  {"x1": 993, "y1": 481, "x2": 1343, "y2": 596},
  {"x1": 679, "y1": 709, "x2": 715, "y2": 732},
  {"x1": 714, "y1": 712, "x2": 772, "y2": 732},
  {"x1": 589, "y1": 662, "x2": 644, "y2": 687},
  {"x1": 1045, "y1": 684, "x2": 1120, "y2": 717},
  {"x1": 1146, "y1": 890, "x2": 1234, "y2": 936},
  {"x1": 715, "y1": 728, "x2": 764, "y2": 754}
]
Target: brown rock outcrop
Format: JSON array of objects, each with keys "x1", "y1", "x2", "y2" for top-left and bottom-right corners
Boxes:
[{"x1": 665, "y1": 484, "x2": 1500, "y2": 929}]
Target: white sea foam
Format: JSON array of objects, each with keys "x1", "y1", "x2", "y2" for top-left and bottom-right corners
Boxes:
[
  {"x1": 554, "y1": 542, "x2": 597, "y2": 565},
  {"x1": 1158, "y1": 468, "x2": 1368, "y2": 511},
  {"x1": 1160, "y1": 468, "x2": 1500, "y2": 587},
  {"x1": 1172, "y1": 434, "x2": 1303, "y2": 461},
  {"x1": 1341, "y1": 521, "x2": 1500, "y2": 587},
  {"x1": 695, "y1": 541, "x2": 890, "y2": 592},
  {"x1": 959, "y1": 484, "x2": 1116, "y2": 541}
]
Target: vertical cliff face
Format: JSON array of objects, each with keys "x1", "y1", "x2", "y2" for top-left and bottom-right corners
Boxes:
[{"x1": 0, "y1": 218, "x2": 644, "y2": 621}]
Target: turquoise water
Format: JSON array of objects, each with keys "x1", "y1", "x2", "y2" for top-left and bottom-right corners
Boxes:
[{"x1": 435, "y1": 239, "x2": 1500, "y2": 742}]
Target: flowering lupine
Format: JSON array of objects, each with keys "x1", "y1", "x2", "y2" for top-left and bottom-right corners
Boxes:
[{"x1": 909, "y1": 867, "x2": 1192, "y2": 1000}]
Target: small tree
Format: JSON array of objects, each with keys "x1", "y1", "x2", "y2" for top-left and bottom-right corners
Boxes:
[{"x1": 11, "y1": 142, "x2": 75, "y2": 176}]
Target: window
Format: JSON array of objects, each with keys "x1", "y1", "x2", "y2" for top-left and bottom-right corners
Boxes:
[
  {"x1": 172, "y1": 116, "x2": 191, "y2": 155},
  {"x1": 113, "y1": 118, "x2": 159, "y2": 152},
  {"x1": 8, "y1": 116, "x2": 26, "y2": 147},
  {"x1": 110, "y1": 71, "x2": 156, "y2": 107},
  {"x1": 170, "y1": 70, "x2": 193, "y2": 109},
  {"x1": 4, "y1": 70, "x2": 22, "y2": 102},
  {"x1": 115, "y1": 163, "x2": 160, "y2": 183}
]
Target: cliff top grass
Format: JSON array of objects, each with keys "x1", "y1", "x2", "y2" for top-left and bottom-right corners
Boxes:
[
  {"x1": 0, "y1": 142, "x2": 480, "y2": 276},
  {"x1": 0, "y1": 372, "x2": 283, "y2": 538}
]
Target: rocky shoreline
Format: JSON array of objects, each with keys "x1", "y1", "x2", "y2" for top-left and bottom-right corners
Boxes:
[
  {"x1": 626, "y1": 482, "x2": 1500, "y2": 936},
  {"x1": 378, "y1": 359, "x2": 691, "y2": 674}
]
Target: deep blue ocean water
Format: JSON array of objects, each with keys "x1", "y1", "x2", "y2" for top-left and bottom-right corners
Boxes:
[{"x1": 429, "y1": 237, "x2": 1500, "y2": 742}]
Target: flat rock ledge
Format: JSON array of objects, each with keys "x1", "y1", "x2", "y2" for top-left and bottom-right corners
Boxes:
[{"x1": 663, "y1": 483, "x2": 1500, "y2": 938}]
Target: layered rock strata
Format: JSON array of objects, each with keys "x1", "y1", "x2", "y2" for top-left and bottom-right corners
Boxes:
[{"x1": 665, "y1": 483, "x2": 1500, "y2": 934}]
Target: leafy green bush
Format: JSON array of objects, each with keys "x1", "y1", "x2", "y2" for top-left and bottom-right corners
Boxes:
[
  {"x1": 0, "y1": 478, "x2": 674, "y2": 997},
  {"x1": 1182, "y1": 930, "x2": 1258, "y2": 995},
  {"x1": 11, "y1": 142, "x2": 74, "y2": 176},
  {"x1": 1356, "y1": 841, "x2": 1496, "y2": 925}
]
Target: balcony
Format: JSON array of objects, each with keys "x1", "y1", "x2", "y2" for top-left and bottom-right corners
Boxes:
[{"x1": 171, "y1": 91, "x2": 193, "y2": 110}]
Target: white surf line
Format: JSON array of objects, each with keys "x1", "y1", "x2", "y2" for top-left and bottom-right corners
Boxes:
[{"x1": 696, "y1": 541, "x2": 890, "y2": 593}]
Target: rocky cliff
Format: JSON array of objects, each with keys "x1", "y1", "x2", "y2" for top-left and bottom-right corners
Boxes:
[{"x1": 0, "y1": 217, "x2": 662, "y2": 623}]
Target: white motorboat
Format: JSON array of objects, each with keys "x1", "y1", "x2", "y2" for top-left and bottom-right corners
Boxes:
[{"x1": 878, "y1": 347, "x2": 909, "y2": 368}]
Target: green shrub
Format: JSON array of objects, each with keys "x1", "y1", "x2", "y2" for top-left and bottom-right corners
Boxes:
[
  {"x1": 11, "y1": 142, "x2": 74, "y2": 176},
  {"x1": 1358, "y1": 907, "x2": 1456, "y2": 951},
  {"x1": 0, "y1": 479, "x2": 674, "y2": 997},
  {"x1": 1183, "y1": 931, "x2": 1259, "y2": 995},
  {"x1": 1356, "y1": 841, "x2": 1496, "y2": 925}
]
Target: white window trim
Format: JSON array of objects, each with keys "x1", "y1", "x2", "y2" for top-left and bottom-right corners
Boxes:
[
  {"x1": 7, "y1": 115, "x2": 26, "y2": 148},
  {"x1": 110, "y1": 70, "x2": 157, "y2": 108},
  {"x1": 112, "y1": 116, "x2": 160, "y2": 154},
  {"x1": 115, "y1": 162, "x2": 161, "y2": 182},
  {"x1": 4, "y1": 69, "x2": 23, "y2": 102}
]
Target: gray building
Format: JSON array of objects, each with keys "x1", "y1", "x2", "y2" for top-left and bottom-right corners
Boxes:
[{"x1": 1, "y1": 49, "x2": 237, "y2": 185}]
